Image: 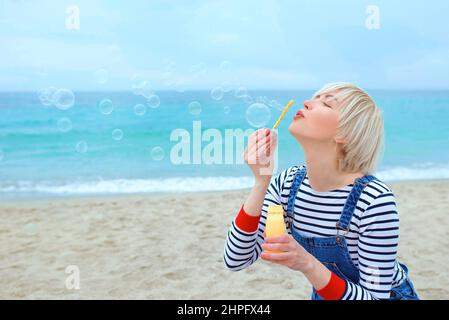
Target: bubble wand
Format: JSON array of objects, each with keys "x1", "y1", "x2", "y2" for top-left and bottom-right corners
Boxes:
[{"x1": 272, "y1": 100, "x2": 295, "y2": 130}]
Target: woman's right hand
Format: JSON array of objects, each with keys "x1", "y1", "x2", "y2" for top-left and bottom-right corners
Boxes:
[{"x1": 243, "y1": 128, "x2": 278, "y2": 184}]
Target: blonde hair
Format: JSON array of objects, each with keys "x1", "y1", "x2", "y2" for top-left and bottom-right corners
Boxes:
[{"x1": 313, "y1": 82, "x2": 384, "y2": 175}]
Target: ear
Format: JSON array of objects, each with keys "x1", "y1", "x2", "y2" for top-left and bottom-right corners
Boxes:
[{"x1": 334, "y1": 138, "x2": 347, "y2": 144}]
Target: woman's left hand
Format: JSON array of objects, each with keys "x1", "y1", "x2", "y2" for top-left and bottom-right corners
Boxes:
[{"x1": 261, "y1": 234, "x2": 315, "y2": 274}]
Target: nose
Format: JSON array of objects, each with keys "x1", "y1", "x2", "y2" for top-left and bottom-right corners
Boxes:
[{"x1": 304, "y1": 100, "x2": 313, "y2": 110}]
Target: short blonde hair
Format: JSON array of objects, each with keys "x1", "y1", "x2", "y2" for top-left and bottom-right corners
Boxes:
[{"x1": 313, "y1": 82, "x2": 384, "y2": 175}]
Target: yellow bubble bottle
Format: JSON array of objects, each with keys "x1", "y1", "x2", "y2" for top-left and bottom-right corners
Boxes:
[{"x1": 265, "y1": 205, "x2": 287, "y2": 253}]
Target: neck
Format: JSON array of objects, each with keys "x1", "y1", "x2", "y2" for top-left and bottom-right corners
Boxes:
[{"x1": 300, "y1": 140, "x2": 362, "y2": 192}]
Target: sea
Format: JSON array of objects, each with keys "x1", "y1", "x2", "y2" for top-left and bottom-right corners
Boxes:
[{"x1": 1, "y1": 89, "x2": 448, "y2": 200}]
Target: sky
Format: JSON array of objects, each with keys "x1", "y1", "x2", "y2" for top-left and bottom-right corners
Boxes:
[{"x1": 0, "y1": 0, "x2": 448, "y2": 91}]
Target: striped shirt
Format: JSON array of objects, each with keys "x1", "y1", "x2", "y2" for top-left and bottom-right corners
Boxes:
[{"x1": 224, "y1": 165, "x2": 407, "y2": 300}]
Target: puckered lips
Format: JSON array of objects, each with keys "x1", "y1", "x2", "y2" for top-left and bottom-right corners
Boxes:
[{"x1": 293, "y1": 109, "x2": 305, "y2": 120}]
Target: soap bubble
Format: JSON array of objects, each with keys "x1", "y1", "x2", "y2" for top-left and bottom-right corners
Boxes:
[
  {"x1": 134, "y1": 104, "x2": 146, "y2": 116},
  {"x1": 191, "y1": 63, "x2": 207, "y2": 77},
  {"x1": 112, "y1": 129, "x2": 123, "y2": 141},
  {"x1": 24, "y1": 223, "x2": 38, "y2": 236},
  {"x1": 75, "y1": 141, "x2": 88, "y2": 153},
  {"x1": 269, "y1": 99, "x2": 281, "y2": 110},
  {"x1": 188, "y1": 101, "x2": 201, "y2": 115},
  {"x1": 246, "y1": 103, "x2": 271, "y2": 128},
  {"x1": 131, "y1": 74, "x2": 146, "y2": 89},
  {"x1": 131, "y1": 76, "x2": 154, "y2": 97},
  {"x1": 221, "y1": 81, "x2": 233, "y2": 92},
  {"x1": 151, "y1": 146, "x2": 165, "y2": 161},
  {"x1": 140, "y1": 82, "x2": 154, "y2": 98},
  {"x1": 147, "y1": 94, "x2": 160, "y2": 108},
  {"x1": 99, "y1": 99, "x2": 114, "y2": 115},
  {"x1": 53, "y1": 88, "x2": 75, "y2": 110},
  {"x1": 224, "y1": 106, "x2": 231, "y2": 114},
  {"x1": 94, "y1": 68, "x2": 108, "y2": 84},
  {"x1": 38, "y1": 91, "x2": 53, "y2": 107},
  {"x1": 256, "y1": 96, "x2": 268, "y2": 104},
  {"x1": 235, "y1": 86, "x2": 247, "y2": 98},
  {"x1": 210, "y1": 86, "x2": 224, "y2": 101},
  {"x1": 57, "y1": 117, "x2": 72, "y2": 132},
  {"x1": 243, "y1": 95, "x2": 254, "y2": 105},
  {"x1": 132, "y1": 86, "x2": 143, "y2": 96},
  {"x1": 37, "y1": 87, "x2": 55, "y2": 106}
]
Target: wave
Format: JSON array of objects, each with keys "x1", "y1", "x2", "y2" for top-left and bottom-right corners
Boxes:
[
  {"x1": 1, "y1": 163, "x2": 449, "y2": 197},
  {"x1": 0, "y1": 176, "x2": 255, "y2": 196},
  {"x1": 375, "y1": 163, "x2": 449, "y2": 181}
]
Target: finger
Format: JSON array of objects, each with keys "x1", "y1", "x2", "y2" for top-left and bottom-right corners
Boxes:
[
  {"x1": 247, "y1": 142, "x2": 271, "y2": 165},
  {"x1": 263, "y1": 130, "x2": 276, "y2": 153},
  {"x1": 255, "y1": 128, "x2": 270, "y2": 144},
  {"x1": 265, "y1": 235, "x2": 290, "y2": 243},
  {"x1": 261, "y1": 243, "x2": 290, "y2": 252},
  {"x1": 248, "y1": 131, "x2": 270, "y2": 154},
  {"x1": 265, "y1": 134, "x2": 277, "y2": 157},
  {"x1": 254, "y1": 141, "x2": 271, "y2": 159},
  {"x1": 246, "y1": 148, "x2": 262, "y2": 165},
  {"x1": 248, "y1": 136, "x2": 270, "y2": 155},
  {"x1": 247, "y1": 131, "x2": 259, "y2": 151},
  {"x1": 256, "y1": 147, "x2": 272, "y2": 165},
  {"x1": 261, "y1": 251, "x2": 291, "y2": 261},
  {"x1": 256, "y1": 128, "x2": 268, "y2": 141}
]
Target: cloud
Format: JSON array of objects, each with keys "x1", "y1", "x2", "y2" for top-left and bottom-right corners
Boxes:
[{"x1": 1, "y1": 0, "x2": 449, "y2": 90}]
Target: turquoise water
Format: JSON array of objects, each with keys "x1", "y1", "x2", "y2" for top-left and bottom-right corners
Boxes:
[{"x1": 1, "y1": 90, "x2": 448, "y2": 199}]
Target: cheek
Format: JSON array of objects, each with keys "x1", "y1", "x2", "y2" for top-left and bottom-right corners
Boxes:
[
  {"x1": 307, "y1": 112, "x2": 339, "y2": 134},
  {"x1": 315, "y1": 114, "x2": 339, "y2": 132},
  {"x1": 288, "y1": 114, "x2": 339, "y2": 139}
]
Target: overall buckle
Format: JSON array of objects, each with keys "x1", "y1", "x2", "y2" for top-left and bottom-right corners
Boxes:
[{"x1": 336, "y1": 222, "x2": 350, "y2": 237}]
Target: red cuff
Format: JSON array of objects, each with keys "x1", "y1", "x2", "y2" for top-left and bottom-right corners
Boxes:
[
  {"x1": 235, "y1": 204, "x2": 261, "y2": 233},
  {"x1": 316, "y1": 271, "x2": 347, "y2": 300}
]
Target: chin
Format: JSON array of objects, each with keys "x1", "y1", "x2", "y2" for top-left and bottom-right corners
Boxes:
[
  {"x1": 288, "y1": 122, "x2": 303, "y2": 141},
  {"x1": 287, "y1": 122, "x2": 298, "y2": 135}
]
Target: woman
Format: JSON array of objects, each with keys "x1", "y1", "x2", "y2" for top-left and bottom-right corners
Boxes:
[{"x1": 223, "y1": 82, "x2": 419, "y2": 300}]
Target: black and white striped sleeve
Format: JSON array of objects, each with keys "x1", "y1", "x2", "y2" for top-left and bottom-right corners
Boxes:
[
  {"x1": 341, "y1": 191, "x2": 399, "y2": 300},
  {"x1": 223, "y1": 167, "x2": 293, "y2": 271}
]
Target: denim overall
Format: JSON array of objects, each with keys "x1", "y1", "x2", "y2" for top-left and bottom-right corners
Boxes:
[{"x1": 286, "y1": 166, "x2": 419, "y2": 300}]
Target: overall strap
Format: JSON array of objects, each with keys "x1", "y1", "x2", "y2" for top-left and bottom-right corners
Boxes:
[
  {"x1": 287, "y1": 166, "x2": 307, "y2": 220},
  {"x1": 337, "y1": 175, "x2": 379, "y2": 233}
]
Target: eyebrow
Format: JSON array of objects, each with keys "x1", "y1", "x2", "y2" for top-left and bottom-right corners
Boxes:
[
  {"x1": 323, "y1": 94, "x2": 338, "y2": 107},
  {"x1": 316, "y1": 93, "x2": 338, "y2": 101},
  {"x1": 324, "y1": 94, "x2": 338, "y2": 101}
]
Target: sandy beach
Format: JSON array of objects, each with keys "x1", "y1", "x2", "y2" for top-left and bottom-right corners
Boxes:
[{"x1": 0, "y1": 179, "x2": 448, "y2": 300}]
